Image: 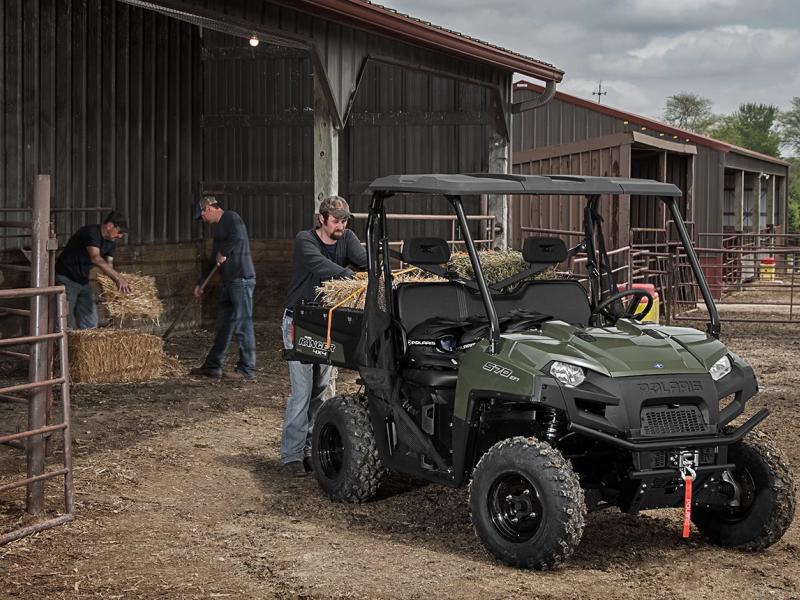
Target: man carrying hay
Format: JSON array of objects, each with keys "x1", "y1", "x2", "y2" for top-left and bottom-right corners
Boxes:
[
  {"x1": 280, "y1": 195, "x2": 366, "y2": 477},
  {"x1": 55, "y1": 211, "x2": 131, "y2": 329},
  {"x1": 190, "y1": 196, "x2": 257, "y2": 380}
]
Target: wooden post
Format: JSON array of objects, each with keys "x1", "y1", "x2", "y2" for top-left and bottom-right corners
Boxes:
[
  {"x1": 734, "y1": 170, "x2": 744, "y2": 232},
  {"x1": 313, "y1": 71, "x2": 341, "y2": 398},
  {"x1": 766, "y1": 175, "x2": 776, "y2": 228},
  {"x1": 487, "y1": 133, "x2": 509, "y2": 250},
  {"x1": 27, "y1": 175, "x2": 50, "y2": 516},
  {"x1": 658, "y1": 151, "x2": 668, "y2": 228},
  {"x1": 313, "y1": 73, "x2": 339, "y2": 213},
  {"x1": 686, "y1": 154, "x2": 695, "y2": 235},
  {"x1": 753, "y1": 174, "x2": 762, "y2": 235}
]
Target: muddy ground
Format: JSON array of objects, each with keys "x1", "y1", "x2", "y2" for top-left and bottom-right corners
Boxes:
[{"x1": 1, "y1": 311, "x2": 799, "y2": 599}]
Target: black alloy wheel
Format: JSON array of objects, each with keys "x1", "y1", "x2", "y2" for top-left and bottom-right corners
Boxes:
[
  {"x1": 692, "y1": 429, "x2": 795, "y2": 550},
  {"x1": 310, "y1": 394, "x2": 386, "y2": 503},
  {"x1": 469, "y1": 436, "x2": 586, "y2": 570},
  {"x1": 489, "y1": 473, "x2": 544, "y2": 542},
  {"x1": 317, "y1": 422, "x2": 345, "y2": 479}
]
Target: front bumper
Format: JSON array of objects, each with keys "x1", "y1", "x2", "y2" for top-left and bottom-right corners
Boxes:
[
  {"x1": 541, "y1": 363, "x2": 761, "y2": 513},
  {"x1": 569, "y1": 408, "x2": 768, "y2": 452}
]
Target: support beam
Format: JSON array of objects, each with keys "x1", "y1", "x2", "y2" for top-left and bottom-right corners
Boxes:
[
  {"x1": 766, "y1": 175, "x2": 776, "y2": 228},
  {"x1": 734, "y1": 170, "x2": 744, "y2": 232},
  {"x1": 313, "y1": 72, "x2": 339, "y2": 211},
  {"x1": 486, "y1": 133, "x2": 509, "y2": 250},
  {"x1": 27, "y1": 175, "x2": 51, "y2": 516},
  {"x1": 779, "y1": 176, "x2": 788, "y2": 230},
  {"x1": 753, "y1": 174, "x2": 762, "y2": 234},
  {"x1": 686, "y1": 154, "x2": 696, "y2": 237},
  {"x1": 657, "y1": 151, "x2": 668, "y2": 227}
]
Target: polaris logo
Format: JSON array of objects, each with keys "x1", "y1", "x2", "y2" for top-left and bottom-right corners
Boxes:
[
  {"x1": 297, "y1": 335, "x2": 336, "y2": 356},
  {"x1": 408, "y1": 339, "x2": 436, "y2": 346},
  {"x1": 638, "y1": 380, "x2": 703, "y2": 394}
]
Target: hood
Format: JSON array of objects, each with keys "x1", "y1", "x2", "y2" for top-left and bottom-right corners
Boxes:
[{"x1": 503, "y1": 320, "x2": 728, "y2": 378}]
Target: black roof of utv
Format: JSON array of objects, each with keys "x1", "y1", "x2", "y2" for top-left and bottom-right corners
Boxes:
[{"x1": 367, "y1": 174, "x2": 682, "y2": 197}]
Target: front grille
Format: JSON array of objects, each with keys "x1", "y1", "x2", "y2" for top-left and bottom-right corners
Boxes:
[
  {"x1": 650, "y1": 447, "x2": 715, "y2": 469},
  {"x1": 641, "y1": 405, "x2": 708, "y2": 436}
]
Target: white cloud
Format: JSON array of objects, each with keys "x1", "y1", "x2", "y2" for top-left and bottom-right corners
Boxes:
[{"x1": 383, "y1": 1, "x2": 800, "y2": 120}]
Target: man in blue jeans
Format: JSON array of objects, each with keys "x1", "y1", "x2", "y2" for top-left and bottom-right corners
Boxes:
[
  {"x1": 190, "y1": 196, "x2": 256, "y2": 380},
  {"x1": 54, "y1": 211, "x2": 131, "y2": 329},
  {"x1": 280, "y1": 195, "x2": 367, "y2": 476}
]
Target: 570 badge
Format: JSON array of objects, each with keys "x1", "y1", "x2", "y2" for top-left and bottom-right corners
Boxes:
[{"x1": 482, "y1": 361, "x2": 520, "y2": 382}]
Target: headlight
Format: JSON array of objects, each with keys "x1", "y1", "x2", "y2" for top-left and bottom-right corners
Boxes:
[
  {"x1": 709, "y1": 355, "x2": 732, "y2": 381},
  {"x1": 550, "y1": 361, "x2": 586, "y2": 387}
]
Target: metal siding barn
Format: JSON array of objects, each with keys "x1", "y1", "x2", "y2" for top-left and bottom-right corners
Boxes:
[
  {"x1": 512, "y1": 82, "x2": 789, "y2": 250},
  {"x1": 0, "y1": 0, "x2": 563, "y2": 324},
  {"x1": 0, "y1": 0, "x2": 203, "y2": 249}
]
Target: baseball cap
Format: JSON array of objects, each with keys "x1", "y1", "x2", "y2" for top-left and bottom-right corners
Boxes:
[
  {"x1": 193, "y1": 195, "x2": 219, "y2": 220},
  {"x1": 103, "y1": 211, "x2": 129, "y2": 233},
  {"x1": 318, "y1": 196, "x2": 352, "y2": 220}
]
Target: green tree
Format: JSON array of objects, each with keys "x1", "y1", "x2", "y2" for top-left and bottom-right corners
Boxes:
[
  {"x1": 788, "y1": 157, "x2": 800, "y2": 232},
  {"x1": 778, "y1": 97, "x2": 800, "y2": 155},
  {"x1": 663, "y1": 93, "x2": 716, "y2": 133},
  {"x1": 711, "y1": 103, "x2": 781, "y2": 157}
]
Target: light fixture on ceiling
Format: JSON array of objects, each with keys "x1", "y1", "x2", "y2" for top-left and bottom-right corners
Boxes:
[{"x1": 249, "y1": 35, "x2": 259, "y2": 47}]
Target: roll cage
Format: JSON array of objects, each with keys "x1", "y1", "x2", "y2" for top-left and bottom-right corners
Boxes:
[{"x1": 364, "y1": 174, "x2": 721, "y2": 354}]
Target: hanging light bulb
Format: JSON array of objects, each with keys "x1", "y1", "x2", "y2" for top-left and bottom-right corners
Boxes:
[{"x1": 249, "y1": 35, "x2": 259, "y2": 47}]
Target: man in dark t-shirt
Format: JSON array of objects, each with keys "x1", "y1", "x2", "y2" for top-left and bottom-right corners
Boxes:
[
  {"x1": 280, "y1": 195, "x2": 367, "y2": 477},
  {"x1": 190, "y1": 196, "x2": 256, "y2": 380},
  {"x1": 54, "y1": 211, "x2": 131, "y2": 329}
]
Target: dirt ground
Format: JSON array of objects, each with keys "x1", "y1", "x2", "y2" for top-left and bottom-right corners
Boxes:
[{"x1": 2, "y1": 311, "x2": 800, "y2": 599}]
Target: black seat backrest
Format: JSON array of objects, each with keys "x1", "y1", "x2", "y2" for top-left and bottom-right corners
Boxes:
[
  {"x1": 395, "y1": 282, "x2": 475, "y2": 333},
  {"x1": 495, "y1": 280, "x2": 591, "y2": 326},
  {"x1": 402, "y1": 237, "x2": 450, "y2": 265},
  {"x1": 395, "y1": 279, "x2": 591, "y2": 333},
  {"x1": 522, "y1": 236, "x2": 567, "y2": 265}
]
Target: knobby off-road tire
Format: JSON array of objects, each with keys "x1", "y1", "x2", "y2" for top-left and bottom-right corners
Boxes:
[
  {"x1": 311, "y1": 394, "x2": 386, "y2": 503},
  {"x1": 692, "y1": 428, "x2": 795, "y2": 550},
  {"x1": 468, "y1": 436, "x2": 586, "y2": 570}
]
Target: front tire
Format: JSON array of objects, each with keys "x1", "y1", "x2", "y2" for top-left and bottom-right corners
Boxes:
[
  {"x1": 692, "y1": 429, "x2": 795, "y2": 550},
  {"x1": 311, "y1": 394, "x2": 386, "y2": 503},
  {"x1": 468, "y1": 436, "x2": 586, "y2": 570}
]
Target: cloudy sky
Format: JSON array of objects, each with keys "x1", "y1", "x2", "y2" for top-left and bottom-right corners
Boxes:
[{"x1": 385, "y1": 0, "x2": 800, "y2": 121}]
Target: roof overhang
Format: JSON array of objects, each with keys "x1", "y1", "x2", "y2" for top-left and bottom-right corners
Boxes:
[
  {"x1": 368, "y1": 174, "x2": 682, "y2": 197},
  {"x1": 288, "y1": 1, "x2": 564, "y2": 82},
  {"x1": 514, "y1": 81, "x2": 790, "y2": 167}
]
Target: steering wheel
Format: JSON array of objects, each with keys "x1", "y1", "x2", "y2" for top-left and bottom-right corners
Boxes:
[{"x1": 592, "y1": 289, "x2": 654, "y2": 323}]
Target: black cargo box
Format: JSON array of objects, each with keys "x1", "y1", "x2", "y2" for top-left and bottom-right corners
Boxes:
[{"x1": 287, "y1": 303, "x2": 363, "y2": 368}]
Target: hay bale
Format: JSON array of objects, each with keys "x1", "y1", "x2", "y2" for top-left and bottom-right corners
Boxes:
[
  {"x1": 447, "y1": 250, "x2": 525, "y2": 283},
  {"x1": 96, "y1": 272, "x2": 164, "y2": 323},
  {"x1": 316, "y1": 269, "x2": 445, "y2": 310},
  {"x1": 315, "y1": 250, "x2": 566, "y2": 310},
  {"x1": 448, "y1": 250, "x2": 560, "y2": 286},
  {"x1": 68, "y1": 329, "x2": 166, "y2": 383}
]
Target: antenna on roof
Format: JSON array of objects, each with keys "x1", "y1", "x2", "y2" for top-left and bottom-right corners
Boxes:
[{"x1": 592, "y1": 81, "x2": 607, "y2": 104}]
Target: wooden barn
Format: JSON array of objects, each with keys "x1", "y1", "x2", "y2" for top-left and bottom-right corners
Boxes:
[{"x1": 511, "y1": 80, "x2": 790, "y2": 253}]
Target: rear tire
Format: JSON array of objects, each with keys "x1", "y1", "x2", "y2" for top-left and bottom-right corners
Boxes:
[
  {"x1": 311, "y1": 394, "x2": 386, "y2": 503},
  {"x1": 692, "y1": 429, "x2": 795, "y2": 550},
  {"x1": 468, "y1": 436, "x2": 586, "y2": 570}
]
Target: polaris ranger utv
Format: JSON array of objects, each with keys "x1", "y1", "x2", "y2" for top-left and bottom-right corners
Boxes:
[{"x1": 286, "y1": 174, "x2": 794, "y2": 570}]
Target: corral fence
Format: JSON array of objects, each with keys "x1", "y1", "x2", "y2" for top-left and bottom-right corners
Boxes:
[
  {"x1": 519, "y1": 225, "x2": 800, "y2": 326},
  {"x1": 1, "y1": 175, "x2": 76, "y2": 545}
]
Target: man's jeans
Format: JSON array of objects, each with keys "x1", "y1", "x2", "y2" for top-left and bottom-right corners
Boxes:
[
  {"x1": 202, "y1": 277, "x2": 256, "y2": 376},
  {"x1": 280, "y1": 314, "x2": 331, "y2": 464},
  {"x1": 55, "y1": 274, "x2": 98, "y2": 330}
]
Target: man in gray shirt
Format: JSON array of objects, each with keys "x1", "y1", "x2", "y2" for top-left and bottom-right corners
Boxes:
[{"x1": 280, "y1": 195, "x2": 367, "y2": 476}]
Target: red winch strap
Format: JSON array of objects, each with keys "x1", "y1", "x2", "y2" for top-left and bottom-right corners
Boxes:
[{"x1": 682, "y1": 471, "x2": 694, "y2": 538}]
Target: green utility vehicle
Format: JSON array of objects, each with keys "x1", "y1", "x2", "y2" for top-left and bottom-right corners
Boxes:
[{"x1": 286, "y1": 174, "x2": 795, "y2": 569}]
